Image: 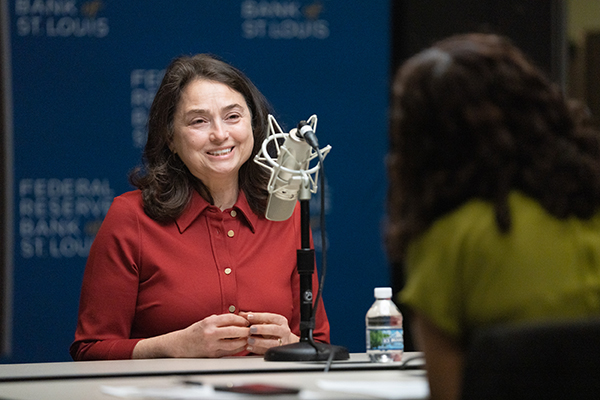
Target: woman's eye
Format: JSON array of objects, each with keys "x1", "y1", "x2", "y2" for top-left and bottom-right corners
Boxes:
[
  {"x1": 227, "y1": 114, "x2": 241, "y2": 121},
  {"x1": 192, "y1": 118, "x2": 206, "y2": 125}
]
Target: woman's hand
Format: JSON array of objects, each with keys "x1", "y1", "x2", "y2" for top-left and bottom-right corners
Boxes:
[
  {"x1": 132, "y1": 313, "x2": 250, "y2": 358},
  {"x1": 239, "y1": 312, "x2": 300, "y2": 355}
]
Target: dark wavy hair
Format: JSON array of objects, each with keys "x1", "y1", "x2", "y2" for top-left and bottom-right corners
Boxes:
[
  {"x1": 387, "y1": 33, "x2": 600, "y2": 262},
  {"x1": 129, "y1": 54, "x2": 272, "y2": 222}
]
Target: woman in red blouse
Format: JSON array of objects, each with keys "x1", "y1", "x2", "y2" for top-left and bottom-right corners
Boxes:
[{"x1": 70, "y1": 54, "x2": 330, "y2": 360}]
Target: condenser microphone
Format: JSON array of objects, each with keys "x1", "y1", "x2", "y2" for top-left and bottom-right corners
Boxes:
[
  {"x1": 254, "y1": 115, "x2": 330, "y2": 221},
  {"x1": 265, "y1": 127, "x2": 311, "y2": 221}
]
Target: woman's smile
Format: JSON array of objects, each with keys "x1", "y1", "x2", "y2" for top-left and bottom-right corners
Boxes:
[
  {"x1": 207, "y1": 146, "x2": 234, "y2": 157},
  {"x1": 170, "y1": 79, "x2": 254, "y2": 191}
]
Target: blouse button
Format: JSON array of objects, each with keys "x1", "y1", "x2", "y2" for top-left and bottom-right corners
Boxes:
[
  {"x1": 224, "y1": 268, "x2": 232, "y2": 275},
  {"x1": 230, "y1": 210, "x2": 237, "y2": 218},
  {"x1": 228, "y1": 305, "x2": 236, "y2": 313},
  {"x1": 227, "y1": 230, "x2": 235, "y2": 238}
]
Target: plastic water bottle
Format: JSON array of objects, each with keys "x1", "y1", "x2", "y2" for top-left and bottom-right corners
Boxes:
[{"x1": 366, "y1": 287, "x2": 404, "y2": 362}]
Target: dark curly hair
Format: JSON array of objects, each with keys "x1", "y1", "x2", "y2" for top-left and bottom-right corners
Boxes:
[
  {"x1": 129, "y1": 54, "x2": 272, "y2": 222},
  {"x1": 387, "y1": 33, "x2": 600, "y2": 262}
]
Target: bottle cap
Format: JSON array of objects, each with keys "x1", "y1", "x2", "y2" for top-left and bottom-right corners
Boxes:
[{"x1": 374, "y1": 287, "x2": 392, "y2": 299}]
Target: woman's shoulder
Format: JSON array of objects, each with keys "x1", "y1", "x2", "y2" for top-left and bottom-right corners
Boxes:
[
  {"x1": 105, "y1": 189, "x2": 144, "y2": 217},
  {"x1": 111, "y1": 189, "x2": 142, "y2": 205},
  {"x1": 429, "y1": 191, "x2": 552, "y2": 235},
  {"x1": 416, "y1": 190, "x2": 600, "y2": 263},
  {"x1": 427, "y1": 196, "x2": 497, "y2": 239},
  {"x1": 410, "y1": 192, "x2": 535, "y2": 258}
]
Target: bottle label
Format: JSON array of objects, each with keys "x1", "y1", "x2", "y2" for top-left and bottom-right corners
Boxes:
[{"x1": 367, "y1": 328, "x2": 404, "y2": 351}]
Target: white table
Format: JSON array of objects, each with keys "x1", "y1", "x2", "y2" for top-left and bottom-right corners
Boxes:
[{"x1": 0, "y1": 352, "x2": 429, "y2": 399}]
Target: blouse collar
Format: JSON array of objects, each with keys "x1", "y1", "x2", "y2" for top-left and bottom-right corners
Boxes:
[{"x1": 175, "y1": 189, "x2": 258, "y2": 234}]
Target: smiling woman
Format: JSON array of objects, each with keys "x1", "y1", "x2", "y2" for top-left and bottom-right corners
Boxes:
[
  {"x1": 129, "y1": 54, "x2": 273, "y2": 222},
  {"x1": 69, "y1": 54, "x2": 331, "y2": 361},
  {"x1": 169, "y1": 79, "x2": 254, "y2": 209}
]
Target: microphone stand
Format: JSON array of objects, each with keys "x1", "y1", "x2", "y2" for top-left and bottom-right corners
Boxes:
[{"x1": 264, "y1": 174, "x2": 349, "y2": 362}]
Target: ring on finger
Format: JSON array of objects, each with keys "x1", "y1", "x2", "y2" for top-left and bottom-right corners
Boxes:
[{"x1": 278, "y1": 338, "x2": 283, "y2": 346}]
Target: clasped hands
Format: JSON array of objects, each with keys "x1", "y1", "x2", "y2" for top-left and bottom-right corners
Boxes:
[
  {"x1": 241, "y1": 311, "x2": 298, "y2": 355},
  {"x1": 145, "y1": 311, "x2": 300, "y2": 359}
]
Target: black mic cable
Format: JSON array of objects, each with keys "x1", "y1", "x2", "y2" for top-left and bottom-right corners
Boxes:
[{"x1": 297, "y1": 120, "x2": 319, "y2": 149}]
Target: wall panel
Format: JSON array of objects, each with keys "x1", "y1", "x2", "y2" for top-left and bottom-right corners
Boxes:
[{"x1": 2, "y1": 1, "x2": 391, "y2": 362}]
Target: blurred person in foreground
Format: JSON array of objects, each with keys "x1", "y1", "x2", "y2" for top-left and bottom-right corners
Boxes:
[
  {"x1": 70, "y1": 54, "x2": 330, "y2": 360},
  {"x1": 387, "y1": 33, "x2": 600, "y2": 400}
]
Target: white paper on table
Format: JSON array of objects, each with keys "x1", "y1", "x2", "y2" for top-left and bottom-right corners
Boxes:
[
  {"x1": 100, "y1": 384, "x2": 245, "y2": 399},
  {"x1": 316, "y1": 379, "x2": 430, "y2": 400}
]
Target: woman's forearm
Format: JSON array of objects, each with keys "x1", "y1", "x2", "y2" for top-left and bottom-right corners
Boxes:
[{"x1": 413, "y1": 313, "x2": 465, "y2": 400}]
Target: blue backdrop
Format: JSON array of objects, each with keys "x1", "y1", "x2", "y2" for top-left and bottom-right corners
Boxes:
[{"x1": 2, "y1": 0, "x2": 391, "y2": 363}]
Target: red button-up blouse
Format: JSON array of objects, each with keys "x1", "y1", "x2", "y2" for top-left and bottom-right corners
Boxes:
[{"x1": 70, "y1": 189, "x2": 330, "y2": 360}]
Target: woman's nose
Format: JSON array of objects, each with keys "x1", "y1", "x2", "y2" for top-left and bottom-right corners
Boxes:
[{"x1": 210, "y1": 120, "x2": 229, "y2": 142}]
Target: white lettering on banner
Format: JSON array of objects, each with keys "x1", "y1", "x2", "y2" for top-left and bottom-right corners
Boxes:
[
  {"x1": 130, "y1": 69, "x2": 165, "y2": 148},
  {"x1": 18, "y1": 178, "x2": 115, "y2": 259},
  {"x1": 20, "y1": 237, "x2": 94, "y2": 258},
  {"x1": 15, "y1": 0, "x2": 78, "y2": 16},
  {"x1": 240, "y1": 1, "x2": 330, "y2": 40},
  {"x1": 45, "y1": 16, "x2": 109, "y2": 37},
  {"x1": 131, "y1": 69, "x2": 164, "y2": 88},
  {"x1": 267, "y1": 19, "x2": 329, "y2": 39},
  {"x1": 241, "y1": 1, "x2": 302, "y2": 18},
  {"x1": 14, "y1": 0, "x2": 110, "y2": 38}
]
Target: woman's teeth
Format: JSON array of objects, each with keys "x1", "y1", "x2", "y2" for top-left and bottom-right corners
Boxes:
[{"x1": 209, "y1": 148, "x2": 232, "y2": 156}]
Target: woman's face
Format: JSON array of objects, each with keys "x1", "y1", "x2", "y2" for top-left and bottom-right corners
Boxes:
[{"x1": 170, "y1": 79, "x2": 254, "y2": 190}]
